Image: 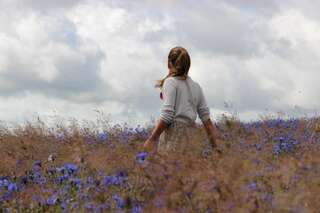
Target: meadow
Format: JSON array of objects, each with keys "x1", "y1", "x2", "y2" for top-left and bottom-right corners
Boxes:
[{"x1": 1, "y1": 110, "x2": 320, "y2": 212}]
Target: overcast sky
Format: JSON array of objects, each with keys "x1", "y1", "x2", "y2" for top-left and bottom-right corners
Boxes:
[{"x1": 1, "y1": 0, "x2": 320, "y2": 128}]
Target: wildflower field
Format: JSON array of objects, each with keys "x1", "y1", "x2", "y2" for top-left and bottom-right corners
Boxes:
[{"x1": 1, "y1": 112, "x2": 320, "y2": 212}]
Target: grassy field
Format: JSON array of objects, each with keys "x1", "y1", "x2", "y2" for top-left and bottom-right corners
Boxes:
[{"x1": 1, "y1": 112, "x2": 320, "y2": 212}]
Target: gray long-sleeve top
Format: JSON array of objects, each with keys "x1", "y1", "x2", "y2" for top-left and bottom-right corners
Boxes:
[{"x1": 159, "y1": 75, "x2": 211, "y2": 125}]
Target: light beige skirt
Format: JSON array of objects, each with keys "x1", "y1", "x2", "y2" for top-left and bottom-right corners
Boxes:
[{"x1": 157, "y1": 120, "x2": 198, "y2": 155}]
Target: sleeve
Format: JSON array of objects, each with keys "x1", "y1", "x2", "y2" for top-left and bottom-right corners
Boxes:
[
  {"x1": 197, "y1": 85, "x2": 211, "y2": 122},
  {"x1": 159, "y1": 78, "x2": 177, "y2": 125}
]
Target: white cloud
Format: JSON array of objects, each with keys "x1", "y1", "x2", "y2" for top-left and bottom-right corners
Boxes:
[{"x1": 0, "y1": 0, "x2": 320, "y2": 126}]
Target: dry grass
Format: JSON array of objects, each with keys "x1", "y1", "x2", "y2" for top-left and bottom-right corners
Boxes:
[{"x1": 1, "y1": 112, "x2": 320, "y2": 212}]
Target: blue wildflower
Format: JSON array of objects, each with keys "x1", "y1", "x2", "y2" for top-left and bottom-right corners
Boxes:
[
  {"x1": 32, "y1": 160, "x2": 42, "y2": 171},
  {"x1": 16, "y1": 160, "x2": 22, "y2": 167},
  {"x1": 153, "y1": 199, "x2": 163, "y2": 208},
  {"x1": 95, "y1": 204, "x2": 111, "y2": 212},
  {"x1": 28, "y1": 171, "x2": 46, "y2": 185},
  {"x1": 131, "y1": 203, "x2": 142, "y2": 213},
  {"x1": 77, "y1": 193, "x2": 90, "y2": 202},
  {"x1": 70, "y1": 202, "x2": 79, "y2": 209},
  {"x1": 0, "y1": 177, "x2": 10, "y2": 187},
  {"x1": 255, "y1": 144, "x2": 262, "y2": 151},
  {"x1": 47, "y1": 193, "x2": 59, "y2": 205},
  {"x1": 56, "y1": 163, "x2": 78, "y2": 178},
  {"x1": 56, "y1": 166, "x2": 65, "y2": 173},
  {"x1": 84, "y1": 202, "x2": 96, "y2": 211},
  {"x1": 251, "y1": 159, "x2": 261, "y2": 165},
  {"x1": 134, "y1": 125, "x2": 144, "y2": 134},
  {"x1": 64, "y1": 163, "x2": 78, "y2": 174},
  {"x1": 0, "y1": 192, "x2": 12, "y2": 202},
  {"x1": 60, "y1": 201, "x2": 68, "y2": 212},
  {"x1": 98, "y1": 132, "x2": 109, "y2": 142},
  {"x1": 102, "y1": 170, "x2": 128, "y2": 187},
  {"x1": 272, "y1": 134, "x2": 299, "y2": 155},
  {"x1": 118, "y1": 133, "x2": 129, "y2": 144},
  {"x1": 302, "y1": 165, "x2": 312, "y2": 171},
  {"x1": 102, "y1": 175, "x2": 118, "y2": 185},
  {"x1": 261, "y1": 193, "x2": 273, "y2": 202},
  {"x1": 56, "y1": 132, "x2": 65, "y2": 141},
  {"x1": 246, "y1": 181, "x2": 258, "y2": 190},
  {"x1": 32, "y1": 195, "x2": 45, "y2": 205},
  {"x1": 84, "y1": 176, "x2": 95, "y2": 186},
  {"x1": 56, "y1": 174, "x2": 69, "y2": 184},
  {"x1": 202, "y1": 147, "x2": 212, "y2": 157},
  {"x1": 112, "y1": 194, "x2": 124, "y2": 209},
  {"x1": 70, "y1": 178, "x2": 81, "y2": 188},
  {"x1": 7, "y1": 183, "x2": 18, "y2": 192},
  {"x1": 265, "y1": 165, "x2": 273, "y2": 172},
  {"x1": 135, "y1": 152, "x2": 148, "y2": 164}
]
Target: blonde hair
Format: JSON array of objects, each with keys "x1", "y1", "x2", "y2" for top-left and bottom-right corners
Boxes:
[{"x1": 155, "y1": 46, "x2": 191, "y2": 88}]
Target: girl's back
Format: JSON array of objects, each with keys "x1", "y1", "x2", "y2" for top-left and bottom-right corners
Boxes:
[{"x1": 160, "y1": 75, "x2": 211, "y2": 126}]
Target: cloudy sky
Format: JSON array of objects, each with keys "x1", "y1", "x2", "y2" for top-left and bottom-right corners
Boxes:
[{"x1": 0, "y1": 0, "x2": 320, "y2": 128}]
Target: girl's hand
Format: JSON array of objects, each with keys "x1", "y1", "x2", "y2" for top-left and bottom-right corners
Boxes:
[
  {"x1": 208, "y1": 137, "x2": 223, "y2": 155},
  {"x1": 142, "y1": 138, "x2": 158, "y2": 153}
]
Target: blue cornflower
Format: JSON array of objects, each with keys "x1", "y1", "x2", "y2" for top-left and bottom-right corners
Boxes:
[
  {"x1": 246, "y1": 182, "x2": 258, "y2": 190},
  {"x1": 255, "y1": 144, "x2": 262, "y2": 151},
  {"x1": 112, "y1": 194, "x2": 124, "y2": 209},
  {"x1": 77, "y1": 193, "x2": 90, "y2": 202},
  {"x1": 70, "y1": 178, "x2": 81, "y2": 188},
  {"x1": 60, "y1": 201, "x2": 68, "y2": 212},
  {"x1": 98, "y1": 132, "x2": 109, "y2": 142},
  {"x1": 251, "y1": 159, "x2": 261, "y2": 165},
  {"x1": 7, "y1": 183, "x2": 18, "y2": 192},
  {"x1": 102, "y1": 175, "x2": 118, "y2": 185},
  {"x1": 84, "y1": 202, "x2": 96, "y2": 211},
  {"x1": 95, "y1": 204, "x2": 111, "y2": 212},
  {"x1": 102, "y1": 170, "x2": 128, "y2": 187},
  {"x1": 32, "y1": 160, "x2": 42, "y2": 170},
  {"x1": 83, "y1": 176, "x2": 95, "y2": 186},
  {"x1": 56, "y1": 174, "x2": 69, "y2": 184},
  {"x1": 0, "y1": 192, "x2": 12, "y2": 202},
  {"x1": 134, "y1": 125, "x2": 144, "y2": 134},
  {"x1": 261, "y1": 193, "x2": 273, "y2": 202},
  {"x1": 47, "y1": 193, "x2": 59, "y2": 205},
  {"x1": 32, "y1": 195, "x2": 45, "y2": 205},
  {"x1": 56, "y1": 132, "x2": 65, "y2": 141},
  {"x1": 135, "y1": 152, "x2": 148, "y2": 164},
  {"x1": 265, "y1": 165, "x2": 273, "y2": 172},
  {"x1": 56, "y1": 166, "x2": 65, "y2": 173},
  {"x1": 64, "y1": 163, "x2": 78, "y2": 174},
  {"x1": 57, "y1": 163, "x2": 78, "y2": 177},
  {"x1": 70, "y1": 202, "x2": 79, "y2": 209},
  {"x1": 29, "y1": 171, "x2": 46, "y2": 185},
  {"x1": 202, "y1": 147, "x2": 212, "y2": 157},
  {"x1": 118, "y1": 133, "x2": 129, "y2": 144},
  {"x1": 0, "y1": 177, "x2": 10, "y2": 187},
  {"x1": 153, "y1": 199, "x2": 163, "y2": 208},
  {"x1": 131, "y1": 203, "x2": 142, "y2": 213},
  {"x1": 116, "y1": 170, "x2": 128, "y2": 180},
  {"x1": 272, "y1": 134, "x2": 299, "y2": 155}
]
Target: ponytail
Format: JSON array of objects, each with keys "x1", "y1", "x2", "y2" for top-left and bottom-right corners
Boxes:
[{"x1": 155, "y1": 46, "x2": 191, "y2": 88}]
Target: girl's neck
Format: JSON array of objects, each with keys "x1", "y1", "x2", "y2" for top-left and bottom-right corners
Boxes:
[{"x1": 173, "y1": 75, "x2": 189, "y2": 80}]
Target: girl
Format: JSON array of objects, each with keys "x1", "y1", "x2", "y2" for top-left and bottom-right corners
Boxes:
[{"x1": 143, "y1": 46, "x2": 219, "y2": 155}]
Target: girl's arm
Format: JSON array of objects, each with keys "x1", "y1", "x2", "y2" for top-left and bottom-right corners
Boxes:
[
  {"x1": 144, "y1": 78, "x2": 176, "y2": 145},
  {"x1": 202, "y1": 118, "x2": 218, "y2": 148},
  {"x1": 197, "y1": 85, "x2": 219, "y2": 149},
  {"x1": 147, "y1": 119, "x2": 169, "y2": 141}
]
